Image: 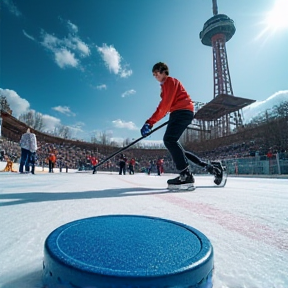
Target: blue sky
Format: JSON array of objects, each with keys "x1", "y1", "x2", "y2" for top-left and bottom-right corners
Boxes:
[{"x1": 1, "y1": 0, "x2": 287, "y2": 143}]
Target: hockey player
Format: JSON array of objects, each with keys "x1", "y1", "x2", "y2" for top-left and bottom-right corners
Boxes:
[{"x1": 140, "y1": 62, "x2": 223, "y2": 189}]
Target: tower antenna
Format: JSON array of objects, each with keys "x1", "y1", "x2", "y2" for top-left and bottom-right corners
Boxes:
[{"x1": 212, "y1": 0, "x2": 218, "y2": 15}]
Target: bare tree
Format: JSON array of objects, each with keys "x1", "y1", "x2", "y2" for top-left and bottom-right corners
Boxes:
[
  {"x1": 18, "y1": 110, "x2": 46, "y2": 131},
  {"x1": 52, "y1": 125, "x2": 72, "y2": 139},
  {"x1": 34, "y1": 112, "x2": 45, "y2": 131},
  {"x1": 99, "y1": 131, "x2": 110, "y2": 145},
  {"x1": 19, "y1": 111, "x2": 34, "y2": 127},
  {"x1": 0, "y1": 95, "x2": 12, "y2": 114},
  {"x1": 275, "y1": 101, "x2": 288, "y2": 119},
  {"x1": 91, "y1": 131, "x2": 112, "y2": 145},
  {"x1": 122, "y1": 138, "x2": 130, "y2": 147}
]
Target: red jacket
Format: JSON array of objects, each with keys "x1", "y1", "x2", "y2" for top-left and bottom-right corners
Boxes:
[
  {"x1": 48, "y1": 153, "x2": 56, "y2": 163},
  {"x1": 146, "y1": 76, "x2": 194, "y2": 126},
  {"x1": 157, "y1": 159, "x2": 164, "y2": 166},
  {"x1": 90, "y1": 157, "x2": 98, "y2": 166}
]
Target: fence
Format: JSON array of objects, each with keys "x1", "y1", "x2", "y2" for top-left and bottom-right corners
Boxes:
[{"x1": 223, "y1": 153, "x2": 288, "y2": 175}]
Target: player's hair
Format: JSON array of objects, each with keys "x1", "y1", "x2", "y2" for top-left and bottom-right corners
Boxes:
[{"x1": 152, "y1": 62, "x2": 169, "y2": 75}]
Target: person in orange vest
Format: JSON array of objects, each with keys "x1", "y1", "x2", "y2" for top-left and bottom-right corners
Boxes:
[{"x1": 48, "y1": 149, "x2": 56, "y2": 173}]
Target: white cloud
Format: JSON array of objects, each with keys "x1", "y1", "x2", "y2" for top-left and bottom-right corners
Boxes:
[
  {"x1": 112, "y1": 119, "x2": 138, "y2": 130},
  {"x1": 41, "y1": 114, "x2": 62, "y2": 132},
  {"x1": 71, "y1": 121, "x2": 85, "y2": 129},
  {"x1": 67, "y1": 20, "x2": 78, "y2": 34},
  {"x1": 243, "y1": 90, "x2": 288, "y2": 123},
  {"x1": 41, "y1": 32, "x2": 59, "y2": 49},
  {"x1": 96, "y1": 44, "x2": 132, "y2": 78},
  {"x1": 52, "y1": 106, "x2": 76, "y2": 116},
  {"x1": 40, "y1": 32, "x2": 81, "y2": 68},
  {"x1": 75, "y1": 38, "x2": 90, "y2": 56},
  {"x1": 66, "y1": 122, "x2": 85, "y2": 138},
  {"x1": 120, "y1": 68, "x2": 133, "y2": 78},
  {"x1": 54, "y1": 49, "x2": 79, "y2": 68},
  {"x1": 0, "y1": 88, "x2": 30, "y2": 117},
  {"x1": 0, "y1": 88, "x2": 76, "y2": 136},
  {"x1": 35, "y1": 20, "x2": 90, "y2": 69},
  {"x1": 97, "y1": 44, "x2": 121, "y2": 74},
  {"x1": 96, "y1": 84, "x2": 107, "y2": 90},
  {"x1": 3, "y1": 0, "x2": 21, "y2": 17},
  {"x1": 41, "y1": 115, "x2": 85, "y2": 138},
  {"x1": 62, "y1": 36, "x2": 90, "y2": 57},
  {"x1": 23, "y1": 30, "x2": 35, "y2": 41},
  {"x1": 0, "y1": 88, "x2": 89, "y2": 141},
  {"x1": 121, "y1": 89, "x2": 136, "y2": 98}
]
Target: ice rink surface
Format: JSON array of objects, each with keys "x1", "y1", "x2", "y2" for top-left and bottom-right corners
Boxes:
[{"x1": 0, "y1": 163, "x2": 288, "y2": 288}]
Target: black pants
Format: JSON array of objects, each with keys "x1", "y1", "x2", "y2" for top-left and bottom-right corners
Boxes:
[
  {"x1": 163, "y1": 110, "x2": 194, "y2": 171},
  {"x1": 49, "y1": 160, "x2": 54, "y2": 172},
  {"x1": 119, "y1": 164, "x2": 126, "y2": 175},
  {"x1": 157, "y1": 166, "x2": 161, "y2": 175},
  {"x1": 129, "y1": 165, "x2": 134, "y2": 174}
]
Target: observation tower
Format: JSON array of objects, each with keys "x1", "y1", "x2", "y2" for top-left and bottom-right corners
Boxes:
[
  {"x1": 190, "y1": 0, "x2": 255, "y2": 140},
  {"x1": 200, "y1": 0, "x2": 235, "y2": 98}
]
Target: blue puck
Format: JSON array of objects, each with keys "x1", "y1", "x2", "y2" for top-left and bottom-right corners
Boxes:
[{"x1": 42, "y1": 215, "x2": 213, "y2": 287}]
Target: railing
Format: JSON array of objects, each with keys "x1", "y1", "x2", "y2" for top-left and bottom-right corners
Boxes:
[{"x1": 223, "y1": 154, "x2": 288, "y2": 175}]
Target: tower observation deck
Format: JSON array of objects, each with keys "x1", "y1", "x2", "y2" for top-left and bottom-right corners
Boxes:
[
  {"x1": 200, "y1": 13, "x2": 235, "y2": 97},
  {"x1": 185, "y1": 0, "x2": 255, "y2": 141},
  {"x1": 200, "y1": 14, "x2": 235, "y2": 47}
]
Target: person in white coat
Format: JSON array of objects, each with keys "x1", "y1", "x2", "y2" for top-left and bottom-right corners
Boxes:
[{"x1": 19, "y1": 128, "x2": 38, "y2": 174}]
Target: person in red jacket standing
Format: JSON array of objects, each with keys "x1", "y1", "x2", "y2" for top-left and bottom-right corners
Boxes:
[
  {"x1": 90, "y1": 156, "x2": 98, "y2": 174},
  {"x1": 128, "y1": 158, "x2": 136, "y2": 174},
  {"x1": 141, "y1": 62, "x2": 223, "y2": 189},
  {"x1": 156, "y1": 157, "x2": 164, "y2": 176}
]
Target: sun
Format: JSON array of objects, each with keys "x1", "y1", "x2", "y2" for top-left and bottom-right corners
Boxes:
[
  {"x1": 256, "y1": 0, "x2": 288, "y2": 41},
  {"x1": 265, "y1": 0, "x2": 288, "y2": 31}
]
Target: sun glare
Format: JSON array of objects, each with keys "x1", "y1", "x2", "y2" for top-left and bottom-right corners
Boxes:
[
  {"x1": 265, "y1": 0, "x2": 288, "y2": 30},
  {"x1": 256, "y1": 0, "x2": 288, "y2": 41}
]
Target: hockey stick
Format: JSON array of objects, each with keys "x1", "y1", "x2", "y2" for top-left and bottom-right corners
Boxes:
[{"x1": 93, "y1": 121, "x2": 168, "y2": 171}]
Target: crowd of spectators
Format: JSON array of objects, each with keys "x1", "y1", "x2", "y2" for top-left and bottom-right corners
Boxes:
[
  {"x1": 195, "y1": 140, "x2": 288, "y2": 161},
  {"x1": 1, "y1": 136, "x2": 287, "y2": 174},
  {"x1": 0, "y1": 136, "x2": 176, "y2": 173},
  {"x1": 0, "y1": 138, "x2": 20, "y2": 163}
]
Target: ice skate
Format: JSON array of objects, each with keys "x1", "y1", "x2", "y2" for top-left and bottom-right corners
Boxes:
[
  {"x1": 206, "y1": 161, "x2": 225, "y2": 185},
  {"x1": 167, "y1": 183, "x2": 195, "y2": 191},
  {"x1": 167, "y1": 168, "x2": 195, "y2": 191}
]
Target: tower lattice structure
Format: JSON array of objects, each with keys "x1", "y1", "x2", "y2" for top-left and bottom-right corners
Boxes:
[
  {"x1": 201, "y1": 0, "x2": 235, "y2": 98},
  {"x1": 197, "y1": 0, "x2": 242, "y2": 138}
]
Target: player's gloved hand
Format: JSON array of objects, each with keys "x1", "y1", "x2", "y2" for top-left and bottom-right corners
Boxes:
[{"x1": 141, "y1": 123, "x2": 152, "y2": 137}]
